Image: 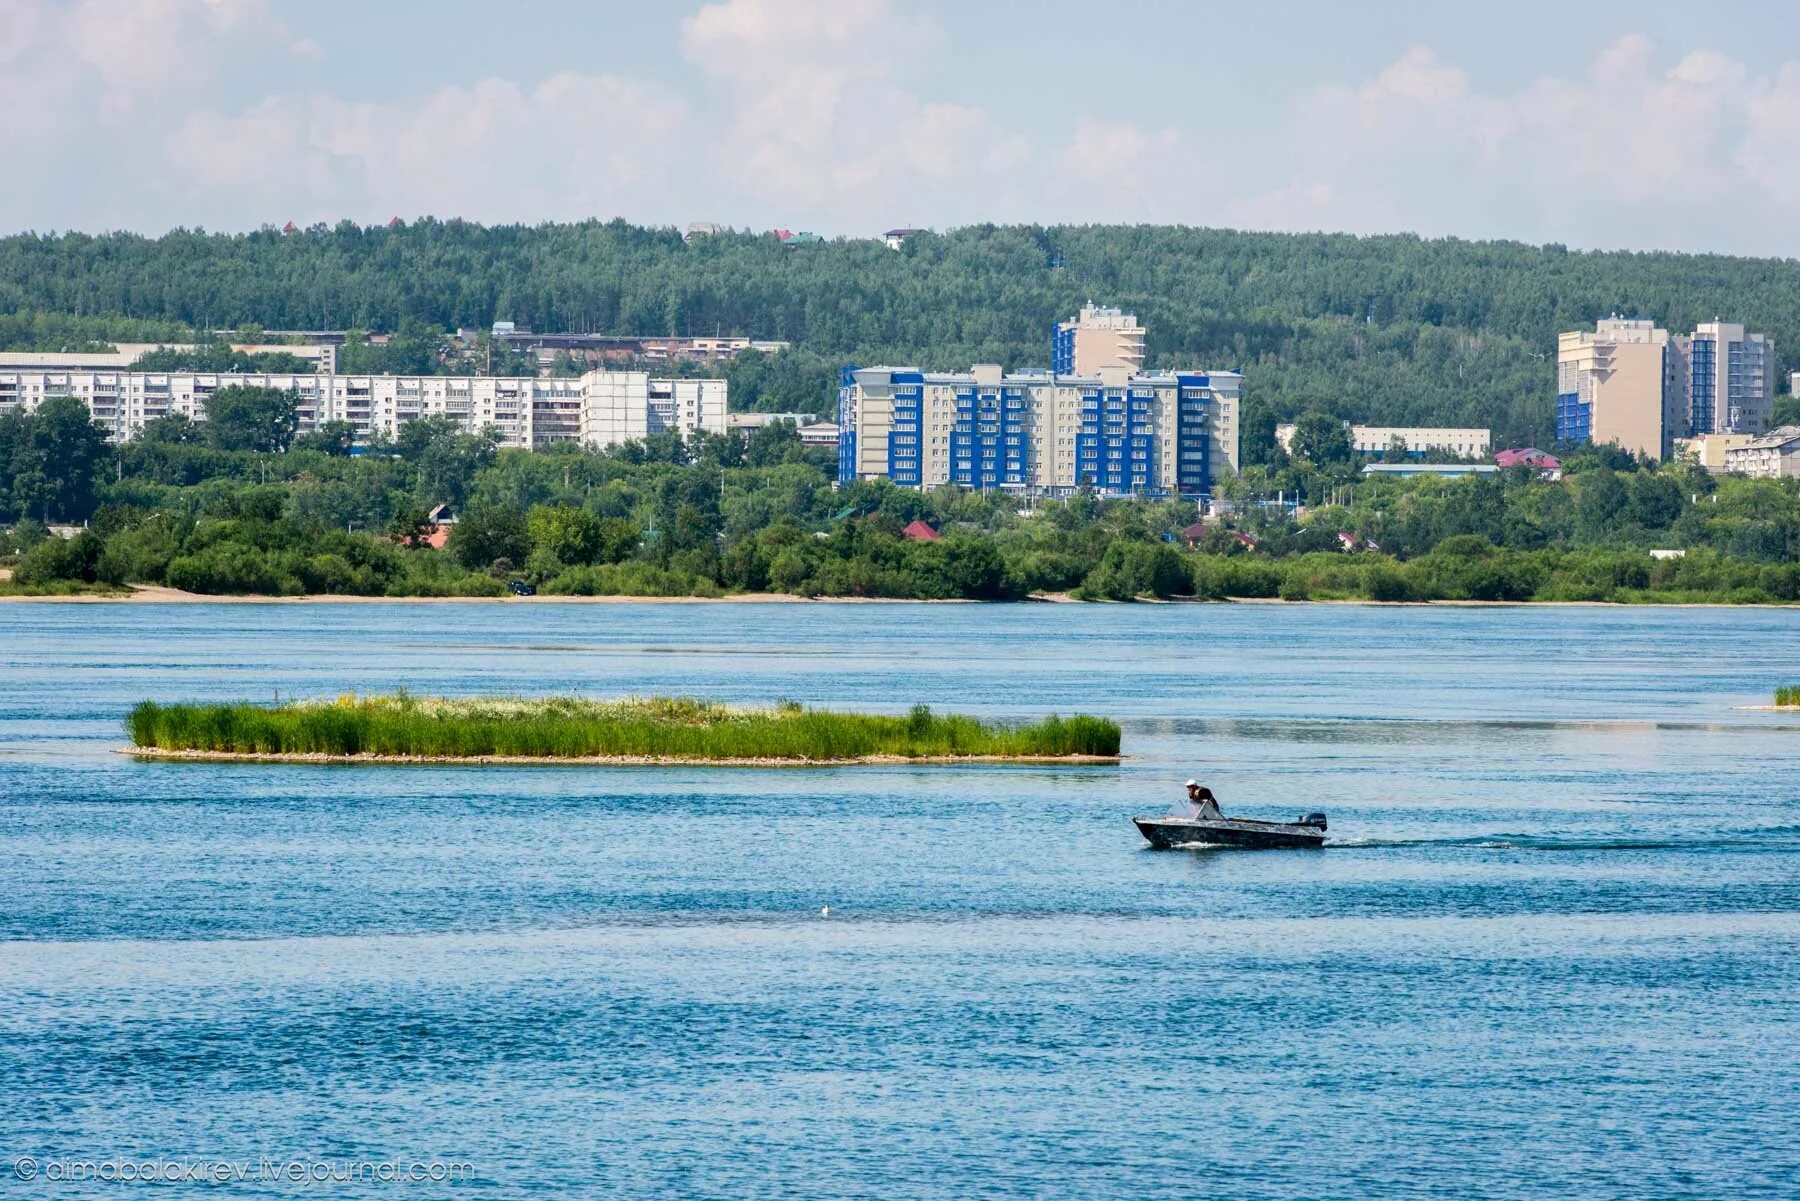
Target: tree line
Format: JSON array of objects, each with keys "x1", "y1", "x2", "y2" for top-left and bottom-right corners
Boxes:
[
  {"x1": 8, "y1": 220, "x2": 1800, "y2": 456},
  {"x1": 3, "y1": 386, "x2": 1798, "y2": 604}
]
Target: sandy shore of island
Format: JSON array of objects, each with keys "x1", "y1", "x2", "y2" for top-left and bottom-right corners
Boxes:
[{"x1": 120, "y1": 747, "x2": 1123, "y2": 767}]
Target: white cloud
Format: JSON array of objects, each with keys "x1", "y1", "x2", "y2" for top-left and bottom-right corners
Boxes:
[
  {"x1": 678, "y1": 0, "x2": 1025, "y2": 223},
  {"x1": 0, "y1": 0, "x2": 47, "y2": 65},
  {"x1": 1234, "y1": 36, "x2": 1800, "y2": 252},
  {"x1": 64, "y1": 0, "x2": 270, "y2": 115},
  {"x1": 10, "y1": 3, "x2": 1800, "y2": 254},
  {"x1": 166, "y1": 72, "x2": 687, "y2": 225}
]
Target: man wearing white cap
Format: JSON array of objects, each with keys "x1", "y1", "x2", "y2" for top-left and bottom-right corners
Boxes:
[{"x1": 1185, "y1": 780, "x2": 1222, "y2": 819}]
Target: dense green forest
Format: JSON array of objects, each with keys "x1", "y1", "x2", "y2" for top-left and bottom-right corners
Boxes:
[
  {"x1": 4, "y1": 387, "x2": 1798, "y2": 604},
  {"x1": 6, "y1": 221, "x2": 1800, "y2": 456}
]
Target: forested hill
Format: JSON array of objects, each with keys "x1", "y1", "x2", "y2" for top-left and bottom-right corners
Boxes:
[{"x1": 6, "y1": 220, "x2": 1800, "y2": 455}]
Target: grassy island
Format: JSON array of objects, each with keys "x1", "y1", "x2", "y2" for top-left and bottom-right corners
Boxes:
[{"x1": 124, "y1": 694, "x2": 1122, "y2": 765}]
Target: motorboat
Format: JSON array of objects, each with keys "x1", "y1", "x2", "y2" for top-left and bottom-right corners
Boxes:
[{"x1": 1133, "y1": 810, "x2": 1328, "y2": 850}]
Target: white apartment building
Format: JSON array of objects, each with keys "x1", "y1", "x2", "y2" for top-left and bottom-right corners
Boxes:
[
  {"x1": 0, "y1": 368, "x2": 725, "y2": 450},
  {"x1": 1053, "y1": 305, "x2": 1146, "y2": 376},
  {"x1": 0, "y1": 342, "x2": 339, "y2": 374},
  {"x1": 838, "y1": 364, "x2": 1239, "y2": 497},
  {"x1": 1723, "y1": 426, "x2": 1800, "y2": 478},
  {"x1": 1275, "y1": 423, "x2": 1490, "y2": 458}
]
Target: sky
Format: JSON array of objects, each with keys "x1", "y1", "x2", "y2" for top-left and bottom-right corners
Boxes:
[{"x1": 6, "y1": 0, "x2": 1800, "y2": 256}]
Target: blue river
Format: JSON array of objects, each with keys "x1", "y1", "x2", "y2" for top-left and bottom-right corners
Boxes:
[{"x1": 1, "y1": 601, "x2": 1796, "y2": 1198}]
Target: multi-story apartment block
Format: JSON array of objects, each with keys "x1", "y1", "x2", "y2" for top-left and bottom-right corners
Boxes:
[
  {"x1": 1052, "y1": 305, "x2": 1146, "y2": 376},
  {"x1": 1682, "y1": 321, "x2": 1772, "y2": 435},
  {"x1": 0, "y1": 343, "x2": 338, "y2": 374},
  {"x1": 0, "y1": 368, "x2": 725, "y2": 450},
  {"x1": 836, "y1": 364, "x2": 1239, "y2": 497},
  {"x1": 1275, "y1": 423, "x2": 1490, "y2": 458},
  {"x1": 1557, "y1": 318, "x2": 1775, "y2": 458},
  {"x1": 1556, "y1": 319, "x2": 1681, "y2": 460},
  {"x1": 1722, "y1": 426, "x2": 1800, "y2": 478}
]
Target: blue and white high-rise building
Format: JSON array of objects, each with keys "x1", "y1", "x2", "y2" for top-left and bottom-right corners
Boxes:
[{"x1": 836, "y1": 364, "x2": 1240, "y2": 497}]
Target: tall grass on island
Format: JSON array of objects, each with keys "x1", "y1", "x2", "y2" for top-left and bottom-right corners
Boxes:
[
  {"x1": 1777, "y1": 685, "x2": 1800, "y2": 708},
  {"x1": 125, "y1": 695, "x2": 1122, "y2": 762}
]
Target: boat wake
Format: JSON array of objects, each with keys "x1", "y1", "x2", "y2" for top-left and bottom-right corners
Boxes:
[{"x1": 1328, "y1": 832, "x2": 1799, "y2": 852}]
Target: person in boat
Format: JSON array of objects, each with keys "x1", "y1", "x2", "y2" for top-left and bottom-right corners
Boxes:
[{"x1": 1185, "y1": 780, "x2": 1222, "y2": 819}]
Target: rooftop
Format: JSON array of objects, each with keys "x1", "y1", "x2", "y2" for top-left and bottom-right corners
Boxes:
[
  {"x1": 1361, "y1": 463, "x2": 1501, "y2": 477},
  {"x1": 1736, "y1": 424, "x2": 1800, "y2": 450},
  {"x1": 851, "y1": 365, "x2": 1239, "y2": 387}
]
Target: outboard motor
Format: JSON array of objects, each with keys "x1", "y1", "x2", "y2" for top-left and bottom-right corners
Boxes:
[{"x1": 1297, "y1": 812, "x2": 1328, "y2": 830}]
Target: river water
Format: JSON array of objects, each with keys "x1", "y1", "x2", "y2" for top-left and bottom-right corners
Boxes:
[{"x1": 1, "y1": 601, "x2": 1796, "y2": 1198}]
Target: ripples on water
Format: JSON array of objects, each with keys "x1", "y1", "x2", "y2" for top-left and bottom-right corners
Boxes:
[{"x1": 1, "y1": 603, "x2": 1796, "y2": 1199}]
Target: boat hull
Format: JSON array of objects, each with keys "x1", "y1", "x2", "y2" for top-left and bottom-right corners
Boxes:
[{"x1": 1134, "y1": 816, "x2": 1326, "y2": 850}]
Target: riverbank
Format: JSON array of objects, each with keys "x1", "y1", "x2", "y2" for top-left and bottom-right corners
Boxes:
[{"x1": 3, "y1": 584, "x2": 1794, "y2": 607}]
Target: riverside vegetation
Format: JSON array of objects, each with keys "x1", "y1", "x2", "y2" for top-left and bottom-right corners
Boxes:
[
  {"x1": 4, "y1": 386, "x2": 1800, "y2": 603},
  {"x1": 125, "y1": 695, "x2": 1124, "y2": 762},
  {"x1": 12, "y1": 220, "x2": 1800, "y2": 452}
]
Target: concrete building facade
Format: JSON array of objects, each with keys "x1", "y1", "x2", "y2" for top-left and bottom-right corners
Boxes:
[
  {"x1": 0, "y1": 343, "x2": 338, "y2": 374},
  {"x1": 1674, "y1": 432, "x2": 1759, "y2": 473},
  {"x1": 1052, "y1": 305, "x2": 1146, "y2": 376},
  {"x1": 1723, "y1": 426, "x2": 1800, "y2": 478},
  {"x1": 0, "y1": 368, "x2": 725, "y2": 450},
  {"x1": 1557, "y1": 318, "x2": 1776, "y2": 458},
  {"x1": 1556, "y1": 319, "x2": 1681, "y2": 460},
  {"x1": 1682, "y1": 321, "x2": 1772, "y2": 435},
  {"x1": 1275, "y1": 423, "x2": 1489, "y2": 458},
  {"x1": 837, "y1": 364, "x2": 1240, "y2": 497}
]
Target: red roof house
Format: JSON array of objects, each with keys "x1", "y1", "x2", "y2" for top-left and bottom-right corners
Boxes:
[
  {"x1": 902, "y1": 520, "x2": 942, "y2": 541},
  {"x1": 1495, "y1": 448, "x2": 1561, "y2": 469}
]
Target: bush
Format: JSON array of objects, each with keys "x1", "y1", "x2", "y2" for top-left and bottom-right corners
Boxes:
[
  {"x1": 96, "y1": 525, "x2": 180, "y2": 584},
  {"x1": 543, "y1": 562, "x2": 721, "y2": 597},
  {"x1": 1364, "y1": 562, "x2": 1414, "y2": 602},
  {"x1": 13, "y1": 531, "x2": 104, "y2": 584},
  {"x1": 165, "y1": 544, "x2": 296, "y2": 594},
  {"x1": 1076, "y1": 542, "x2": 1189, "y2": 600}
]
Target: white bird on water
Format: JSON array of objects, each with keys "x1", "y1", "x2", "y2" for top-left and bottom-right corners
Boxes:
[{"x1": 820, "y1": 906, "x2": 831, "y2": 917}]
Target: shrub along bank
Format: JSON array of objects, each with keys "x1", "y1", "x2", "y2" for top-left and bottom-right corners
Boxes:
[{"x1": 5, "y1": 387, "x2": 1800, "y2": 604}]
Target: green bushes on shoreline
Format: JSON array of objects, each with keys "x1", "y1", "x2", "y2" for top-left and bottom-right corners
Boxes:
[
  {"x1": 125, "y1": 695, "x2": 1123, "y2": 761},
  {"x1": 7, "y1": 381, "x2": 1800, "y2": 606},
  {"x1": 1777, "y1": 685, "x2": 1800, "y2": 707}
]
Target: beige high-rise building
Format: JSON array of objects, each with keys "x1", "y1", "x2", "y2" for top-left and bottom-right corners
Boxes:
[
  {"x1": 1053, "y1": 305, "x2": 1146, "y2": 376},
  {"x1": 1556, "y1": 318, "x2": 1680, "y2": 461}
]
